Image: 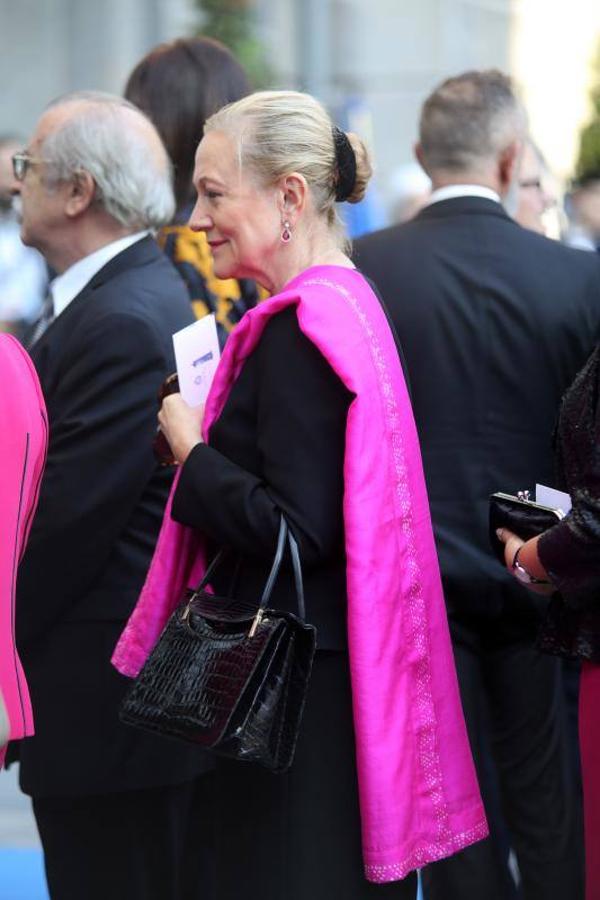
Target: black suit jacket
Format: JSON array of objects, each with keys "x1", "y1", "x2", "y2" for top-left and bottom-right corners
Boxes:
[
  {"x1": 15, "y1": 236, "x2": 210, "y2": 797},
  {"x1": 355, "y1": 197, "x2": 600, "y2": 625}
]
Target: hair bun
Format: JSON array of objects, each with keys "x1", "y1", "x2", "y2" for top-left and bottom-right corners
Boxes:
[
  {"x1": 334, "y1": 130, "x2": 372, "y2": 204},
  {"x1": 332, "y1": 127, "x2": 357, "y2": 201}
]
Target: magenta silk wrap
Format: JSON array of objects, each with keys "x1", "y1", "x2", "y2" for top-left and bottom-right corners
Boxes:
[
  {"x1": 0, "y1": 335, "x2": 48, "y2": 767},
  {"x1": 112, "y1": 266, "x2": 487, "y2": 881}
]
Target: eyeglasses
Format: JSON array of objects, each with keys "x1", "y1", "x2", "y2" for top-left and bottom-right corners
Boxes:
[
  {"x1": 11, "y1": 151, "x2": 47, "y2": 182},
  {"x1": 519, "y1": 178, "x2": 543, "y2": 191}
]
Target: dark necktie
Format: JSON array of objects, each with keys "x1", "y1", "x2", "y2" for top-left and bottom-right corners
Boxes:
[{"x1": 27, "y1": 288, "x2": 55, "y2": 348}]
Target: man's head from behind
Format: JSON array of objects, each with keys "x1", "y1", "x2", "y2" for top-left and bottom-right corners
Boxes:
[
  {"x1": 15, "y1": 92, "x2": 175, "y2": 272},
  {"x1": 416, "y1": 70, "x2": 527, "y2": 208}
]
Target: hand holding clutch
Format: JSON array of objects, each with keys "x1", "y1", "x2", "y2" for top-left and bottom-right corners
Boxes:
[{"x1": 489, "y1": 491, "x2": 565, "y2": 565}]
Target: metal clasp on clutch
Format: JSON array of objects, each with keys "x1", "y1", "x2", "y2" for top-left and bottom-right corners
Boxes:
[{"x1": 517, "y1": 490, "x2": 531, "y2": 502}]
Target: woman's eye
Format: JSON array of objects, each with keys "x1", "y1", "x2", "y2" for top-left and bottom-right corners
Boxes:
[{"x1": 205, "y1": 190, "x2": 221, "y2": 200}]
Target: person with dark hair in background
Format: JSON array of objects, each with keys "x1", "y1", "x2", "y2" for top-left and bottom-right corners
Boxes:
[
  {"x1": 355, "y1": 69, "x2": 600, "y2": 900},
  {"x1": 125, "y1": 36, "x2": 260, "y2": 345},
  {"x1": 564, "y1": 171, "x2": 600, "y2": 252}
]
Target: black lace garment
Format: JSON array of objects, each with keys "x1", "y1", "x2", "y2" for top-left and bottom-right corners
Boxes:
[{"x1": 537, "y1": 344, "x2": 600, "y2": 660}]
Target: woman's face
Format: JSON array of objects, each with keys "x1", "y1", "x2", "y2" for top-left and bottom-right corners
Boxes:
[{"x1": 189, "y1": 130, "x2": 281, "y2": 285}]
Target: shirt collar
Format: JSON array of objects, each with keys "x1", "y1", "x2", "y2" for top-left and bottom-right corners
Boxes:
[
  {"x1": 426, "y1": 184, "x2": 502, "y2": 207},
  {"x1": 50, "y1": 231, "x2": 149, "y2": 318}
]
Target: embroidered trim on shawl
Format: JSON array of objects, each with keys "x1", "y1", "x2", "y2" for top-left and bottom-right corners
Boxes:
[
  {"x1": 364, "y1": 820, "x2": 490, "y2": 883},
  {"x1": 304, "y1": 277, "x2": 453, "y2": 848}
]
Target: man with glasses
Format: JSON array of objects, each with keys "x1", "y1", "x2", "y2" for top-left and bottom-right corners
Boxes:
[
  {"x1": 8, "y1": 93, "x2": 212, "y2": 900},
  {"x1": 514, "y1": 139, "x2": 555, "y2": 235}
]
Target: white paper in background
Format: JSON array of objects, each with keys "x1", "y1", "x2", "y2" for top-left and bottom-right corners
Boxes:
[
  {"x1": 535, "y1": 483, "x2": 572, "y2": 515},
  {"x1": 172, "y1": 314, "x2": 221, "y2": 407}
]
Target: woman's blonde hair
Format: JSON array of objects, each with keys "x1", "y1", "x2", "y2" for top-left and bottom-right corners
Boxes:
[{"x1": 204, "y1": 90, "x2": 372, "y2": 243}]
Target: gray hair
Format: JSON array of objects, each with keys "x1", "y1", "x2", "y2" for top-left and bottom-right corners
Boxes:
[
  {"x1": 41, "y1": 91, "x2": 175, "y2": 229},
  {"x1": 419, "y1": 70, "x2": 527, "y2": 174}
]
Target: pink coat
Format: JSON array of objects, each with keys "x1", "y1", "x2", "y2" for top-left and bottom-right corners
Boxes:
[
  {"x1": 113, "y1": 265, "x2": 487, "y2": 881},
  {"x1": 0, "y1": 335, "x2": 48, "y2": 766}
]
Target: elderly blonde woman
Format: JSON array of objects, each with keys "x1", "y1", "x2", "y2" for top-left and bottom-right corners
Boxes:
[{"x1": 114, "y1": 90, "x2": 487, "y2": 899}]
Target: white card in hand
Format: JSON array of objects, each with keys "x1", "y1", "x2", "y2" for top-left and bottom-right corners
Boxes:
[
  {"x1": 172, "y1": 314, "x2": 221, "y2": 407},
  {"x1": 535, "y1": 483, "x2": 572, "y2": 515}
]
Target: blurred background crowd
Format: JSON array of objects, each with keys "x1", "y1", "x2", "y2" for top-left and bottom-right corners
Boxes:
[{"x1": 1, "y1": 0, "x2": 600, "y2": 339}]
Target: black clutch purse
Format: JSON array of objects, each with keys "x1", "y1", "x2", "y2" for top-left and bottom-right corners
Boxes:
[
  {"x1": 119, "y1": 516, "x2": 316, "y2": 774},
  {"x1": 489, "y1": 490, "x2": 566, "y2": 564}
]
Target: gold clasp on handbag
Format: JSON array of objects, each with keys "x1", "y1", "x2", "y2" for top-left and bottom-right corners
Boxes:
[{"x1": 248, "y1": 608, "x2": 264, "y2": 638}]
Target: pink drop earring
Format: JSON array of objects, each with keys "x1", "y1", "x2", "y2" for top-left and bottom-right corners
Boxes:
[{"x1": 281, "y1": 220, "x2": 292, "y2": 243}]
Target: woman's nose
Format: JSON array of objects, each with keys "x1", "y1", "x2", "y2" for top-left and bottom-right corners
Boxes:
[{"x1": 188, "y1": 199, "x2": 212, "y2": 232}]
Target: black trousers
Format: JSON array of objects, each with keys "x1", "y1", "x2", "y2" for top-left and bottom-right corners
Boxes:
[
  {"x1": 33, "y1": 774, "x2": 215, "y2": 900},
  {"x1": 422, "y1": 619, "x2": 584, "y2": 900},
  {"x1": 213, "y1": 651, "x2": 417, "y2": 900}
]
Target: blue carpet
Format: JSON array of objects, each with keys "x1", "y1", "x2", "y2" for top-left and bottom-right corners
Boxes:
[
  {"x1": 0, "y1": 848, "x2": 421, "y2": 900},
  {"x1": 0, "y1": 849, "x2": 48, "y2": 900}
]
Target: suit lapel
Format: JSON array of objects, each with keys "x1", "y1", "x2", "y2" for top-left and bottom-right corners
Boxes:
[{"x1": 30, "y1": 235, "x2": 160, "y2": 383}]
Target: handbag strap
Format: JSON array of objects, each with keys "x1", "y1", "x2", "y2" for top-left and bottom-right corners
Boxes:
[
  {"x1": 190, "y1": 514, "x2": 306, "y2": 622},
  {"x1": 258, "y1": 518, "x2": 305, "y2": 620}
]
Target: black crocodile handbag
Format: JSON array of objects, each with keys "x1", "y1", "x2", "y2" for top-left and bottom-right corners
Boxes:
[{"x1": 119, "y1": 517, "x2": 316, "y2": 773}]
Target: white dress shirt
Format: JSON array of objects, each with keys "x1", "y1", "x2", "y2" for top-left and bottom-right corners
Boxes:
[
  {"x1": 426, "y1": 184, "x2": 501, "y2": 207},
  {"x1": 51, "y1": 231, "x2": 150, "y2": 318}
]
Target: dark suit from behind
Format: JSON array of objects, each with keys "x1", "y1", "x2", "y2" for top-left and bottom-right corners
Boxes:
[
  {"x1": 355, "y1": 197, "x2": 600, "y2": 900},
  {"x1": 14, "y1": 237, "x2": 212, "y2": 900}
]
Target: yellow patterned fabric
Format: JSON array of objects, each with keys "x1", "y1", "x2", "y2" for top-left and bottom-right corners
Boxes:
[{"x1": 157, "y1": 225, "x2": 264, "y2": 342}]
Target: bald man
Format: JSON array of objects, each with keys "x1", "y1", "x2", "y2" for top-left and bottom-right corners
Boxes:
[{"x1": 9, "y1": 93, "x2": 212, "y2": 900}]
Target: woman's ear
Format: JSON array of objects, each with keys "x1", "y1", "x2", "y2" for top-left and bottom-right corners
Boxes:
[{"x1": 278, "y1": 172, "x2": 308, "y2": 224}]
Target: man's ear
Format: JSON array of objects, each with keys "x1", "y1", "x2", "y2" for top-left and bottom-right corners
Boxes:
[
  {"x1": 414, "y1": 143, "x2": 429, "y2": 176},
  {"x1": 498, "y1": 141, "x2": 522, "y2": 193},
  {"x1": 64, "y1": 170, "x2": 96, "y2": 218},
  {"x1": 277, "y1": 172, "x2": 308, "y2": 224}
]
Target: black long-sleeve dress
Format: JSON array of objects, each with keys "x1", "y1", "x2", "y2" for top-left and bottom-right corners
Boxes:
[
  {"x1": 170, "y1": 305, "x2": 417, "y2": 900},
  {"x1": 537, "y1": 344, "x2": 600, "y2": 658}
]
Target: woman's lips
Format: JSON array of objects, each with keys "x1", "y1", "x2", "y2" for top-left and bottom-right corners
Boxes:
[{"x1": 208, "y1": 239, "x2": 227, "y2": 251}]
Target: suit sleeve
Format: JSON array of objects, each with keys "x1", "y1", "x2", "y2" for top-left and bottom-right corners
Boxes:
[
  {"x1": 172, "y1": 308, "x2": 352, "y2": 565},
  {"x1": 17, "y1": 312, "x2": 170, "y2": 647}
]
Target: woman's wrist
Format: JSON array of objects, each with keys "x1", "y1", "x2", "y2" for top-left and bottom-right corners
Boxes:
[
  {"x1": 174, "y1": 436, "x2": 203, "y2": 467},
  {"x1": 512, "y1": 544, "x2": 550, "y2": 586},
  {"x1": 514, "y1": 535, "x2": 549, "y2": 581}
]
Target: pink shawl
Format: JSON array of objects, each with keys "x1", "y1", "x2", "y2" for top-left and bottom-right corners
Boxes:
[
  {"x1": 113, "y1": 265, "x2": 487, "y2": 881},
  {"x1": 0, "y1": 335, "x2": 48, "y2": 767}
]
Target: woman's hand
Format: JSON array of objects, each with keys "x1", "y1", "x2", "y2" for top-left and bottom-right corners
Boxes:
[
  {"x1": 157, "y1": 394, "x2": 205, "y2": 466},
  {"x1": 497, "y1": 528, "x2": 524, "y2": 571},
  {"x1": 496, "y1": 529, "x2": 555, "y2": 596}
]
